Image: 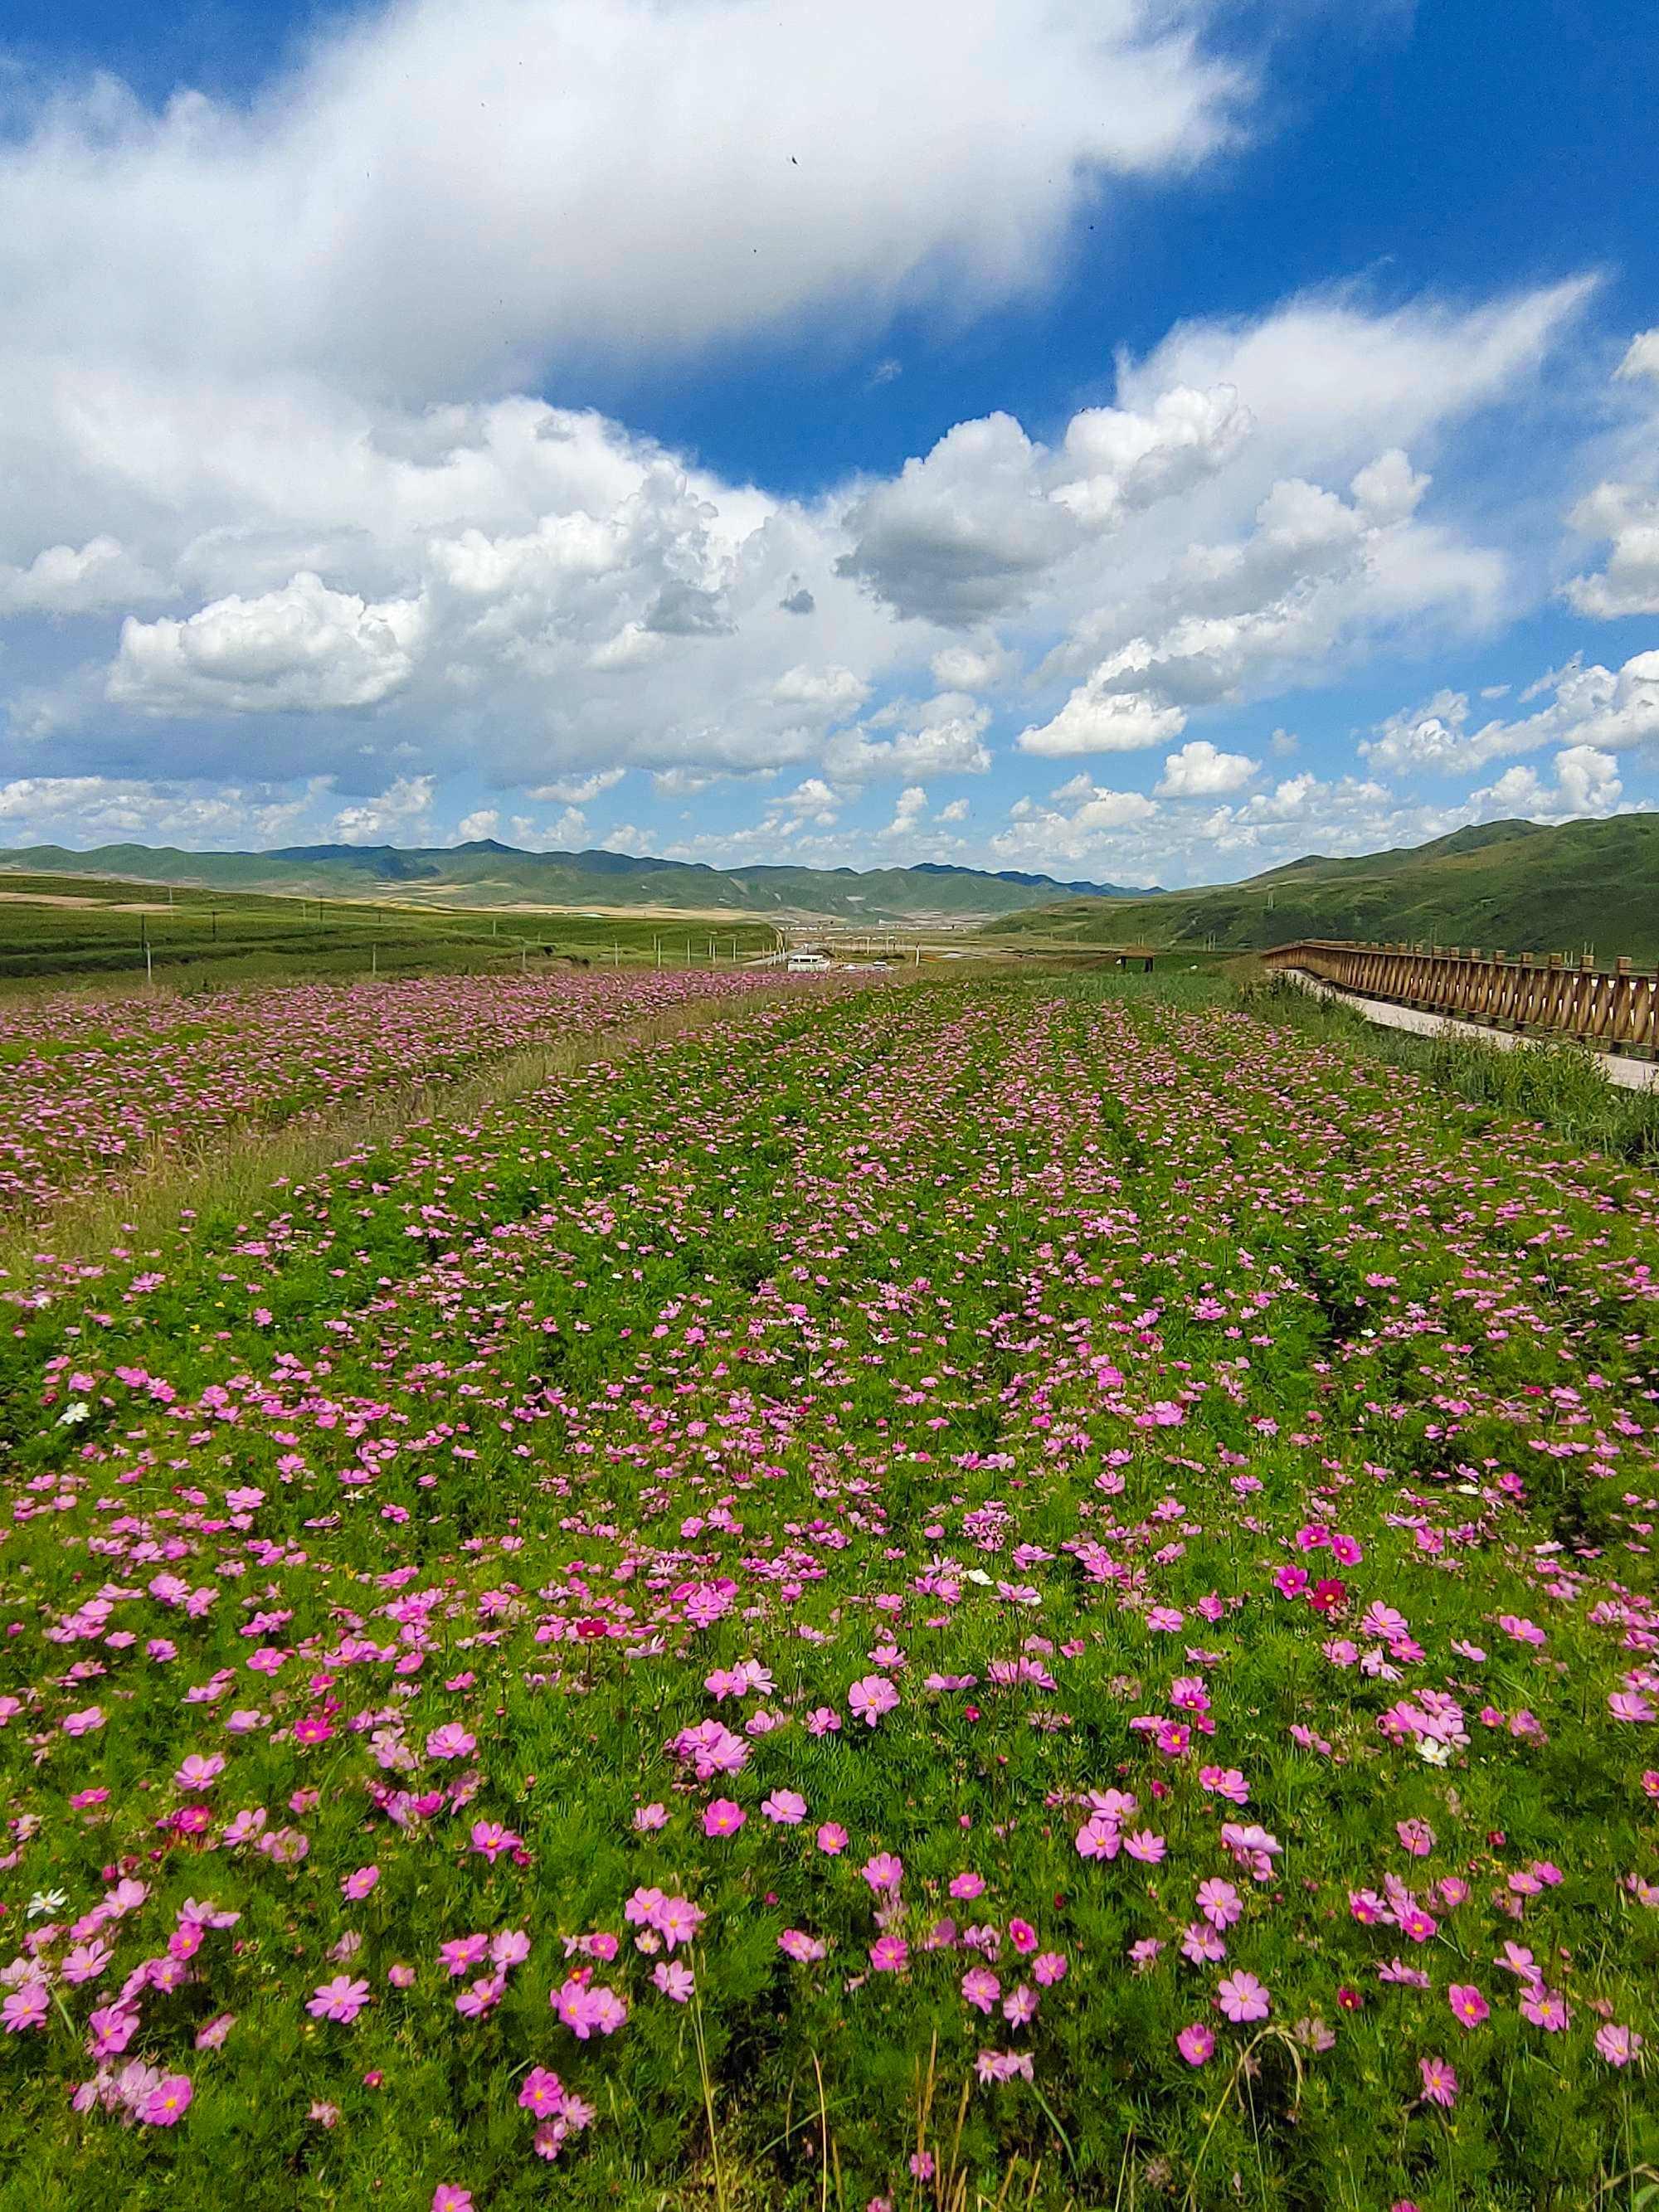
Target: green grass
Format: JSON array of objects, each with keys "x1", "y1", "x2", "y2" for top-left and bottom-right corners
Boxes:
[
  {"x1": 0, "y1": 873, "x2": 778, "y2": 990},
  {"x1": 982, "y1": 814, "x2": 1659, "y2": 965},
  {"x1": 1236, "y1": 971, "x2": 1659, "y2": 1162}
]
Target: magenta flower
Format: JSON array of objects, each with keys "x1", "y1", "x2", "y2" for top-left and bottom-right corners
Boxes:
[
  {"x1": 652, "y1": 1961, "x2": 694, "y2": 2002},
  {"x1": 868, "y1": 1936, "x2": 908, "y2": 1972},
  {"x1": 432, "y1": 2188, "x2": 474, "y2": 2212},
  {"x1": 1216, "y1": 1972, "x2": 1271, "y2": 2024},
  {"x1": 425, "y1": 1723, "x2": 476, "y2": 1761},
  {"x1": 1419, "y1": 2056, "x2": 1457, "y2": 2108},
  {"x1": 847, "y1": 1675, "x2": 899, "y2": 1727},
  {"x1": 1447, "y1": 1983, "x2": 1489, "y2": 2028},
  {"x1": 1594, "y1": 2024, "x2": 1642, "y2": 2066},
  {"x1": 1177, "y1": 2023, "x2": 1215, "y2": 2066},
  {"x1": 861, "y1": 1851, "x2": 904, "y2": 1894},
  {"x1": 518, "y1": 2067, "x2": 564, "y2": 2114},
  {"x1": 949, "y1": 1870, "x2": 985, "y2": 1901},
  {"x1": 654, "y1": 1897, "x2": 705, "y2": 1951},
  {"x1": 1519, "y1": 1986, "x2": 1570, "y2": 2032},
  {"x1": 815, "y1": 1823, "x2": 849, "y2": 1855},
  {"x1": 1196, "y1": 1879, "x2": 1242, "y2": 1930},
  {"x1": 139, "y1": 2074, "x2": 193, "y2": 2127},
  {"x1": 2, "y1": 1983, "x2": 49, "y2": 2035},
  {"x1": 761, "y1": 1789, "x2": 807, "y2": 1825},
  {"x1": 342, "y1": 1865, "x2": 381, "y2": 1901},
  {"x1": 961, "y1": 1967, "x2": 1000, "y2": 2015},
  {"x1": 308, "y1": 1976, "x2": 370, "y2": 2024},
  {"x1": 703, "y1": 1798, "x2": 746, "y2": 1837},
  {"x1": 778, "y1": 1929, "x2": 827, "y2": 1963}
]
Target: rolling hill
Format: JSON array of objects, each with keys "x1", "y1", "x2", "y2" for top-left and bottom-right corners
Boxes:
[
  {"x1": 0, "y1": 840, "x2": 1147, "y2": 922},
  {"x1": 981, "y1": 814, "x2": 1659, "y2": 964}
]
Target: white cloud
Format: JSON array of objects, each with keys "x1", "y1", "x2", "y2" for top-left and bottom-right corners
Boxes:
[
  {"x1": 1614, "y1": 330, "x2": 1659, "y2": 384},
  {"x1": 455, "y1": 809, "x2": 500, "y2": 842},
  {"x1": 0, "y1": 0, "x2": 1247, "y2": 396},
  {"x1": 0, "y1": 536, "x2": 168, "y2": 617},
  {"x1": 108, "y1": 572, "x2": 424, "y2": 715},
  {"x1": 1155, "y1": 739, "x2": 1258, "y2": 796},
  {"x1": 330, "y1": 774, "x2": 435, "y2": 844},
  {"x1": 1564, "y1": 481, "x2": 1659, "y2": 617},
  {"x1": 1364, "y1": 649, "x2": 1659, "y2": 775},
  {"x1": 825, "y1": 694, "x2": 994, "y2": 781},
  {"x1": 1469, "y1": 744, "x2": 1623, "y2": 822},
  {"x1": 528, "y1": 766, "x2": 625, "y2": 805},
  {"x1": 928, "y1": 638, "x2": 1014, "y2": 693},
  {"x1": 1018, "y1": 684, "x2": 1187, "y2": 756},
  {"x1": 991, "y1": 778, "x2": 1160, "y2": 867}
]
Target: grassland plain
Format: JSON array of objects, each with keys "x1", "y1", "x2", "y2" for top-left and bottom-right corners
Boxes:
[
  {"x1": 0, "y1": 872, "x2": 780, "y2": 989},
  {"x1": 0, "y1": 974, "x2": 1656, "y2": 2212}
]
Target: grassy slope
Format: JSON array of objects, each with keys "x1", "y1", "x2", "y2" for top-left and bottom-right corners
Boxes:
[
  {"x1": 982, "y1": 814, "x2": 1659, "y2": 963},
  {"x1": 0, "y1": 873, "x2": 777, "y2": 989},
  {"x1": 0, "y1": 842, "x2": 1124, "y2": 921}
]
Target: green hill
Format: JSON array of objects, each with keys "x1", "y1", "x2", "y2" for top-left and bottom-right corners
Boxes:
[
  {"x1": 0, "y1": 841, "x2": 1143, "y2": 923},
  {"x1": 981, "y1": 814, "x2": 1659, "y2": 965}
]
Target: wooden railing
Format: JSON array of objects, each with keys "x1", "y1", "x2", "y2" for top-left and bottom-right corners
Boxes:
[{"x1": 1262, "y1": 940, "x2": 1659, "y2": 1056}]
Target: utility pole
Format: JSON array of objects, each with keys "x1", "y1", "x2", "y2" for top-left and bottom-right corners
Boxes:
[{"x1": 654, "y1": 936, "x2": 662, "y2": 970}]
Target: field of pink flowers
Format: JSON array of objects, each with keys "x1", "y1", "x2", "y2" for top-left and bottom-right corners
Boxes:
[
  {"x1": 0, "y1": 966, "x2": 781, "y2": 1227},
  {"x1": 0, "y1": 974, "x2": 1655, "y2": 2210}
]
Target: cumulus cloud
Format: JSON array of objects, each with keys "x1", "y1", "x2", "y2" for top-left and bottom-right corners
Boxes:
[
  {"x1": 1363, "y1": 649, "x2": 1659, "y2": 775},
  {"x1": 824, "y1": 694, "x2": 994, "y2": 782},
  {"x1": 108, "y1": 572, "x2": 424, "y2": 715},
  {"x1": 0, "y1": 537, "x2": 168, "y2": 618},
  {"x1": 1564, "y1": 481, "x2": 1659, "y2": 618},
  {"x1": 1155, "y1": 739, "x2": 1258, "y2": 796},
  {"x1": 329, "y1": 774, "x2": 436, "y2": 843},
  {"x1": 1018, "y1": 683, "x2": 1188, "y2": 756},
  {"x1": 1468, "y1": 745, "x2": 1623, "y2": 821}
]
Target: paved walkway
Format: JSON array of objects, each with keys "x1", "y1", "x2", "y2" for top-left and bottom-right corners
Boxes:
[{"x1": 1277, "y1": 970, "x2": 1659, "y2": 1094}]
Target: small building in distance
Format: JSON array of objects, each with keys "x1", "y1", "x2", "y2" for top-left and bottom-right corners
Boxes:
[{"x1": 787, "y1": 949, "x2": 834, "y2": 973}]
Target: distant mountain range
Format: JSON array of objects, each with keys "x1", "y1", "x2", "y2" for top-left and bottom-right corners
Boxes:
[
  {"x1": 0, "y1": 839, "x2": 1153, "y2": 921},
  {"x1": 984, "y1": 815, "x2": 1659, "y2": 963}
]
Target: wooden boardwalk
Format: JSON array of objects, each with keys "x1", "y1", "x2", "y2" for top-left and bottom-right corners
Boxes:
[{"x1": 1262, "y1": 940, "x2": 1659, "y2": 1057}]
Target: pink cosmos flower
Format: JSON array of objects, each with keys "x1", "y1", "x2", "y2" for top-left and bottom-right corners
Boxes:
[
  {"x1": 1123, "y1": 1829, "x2": 1166, "y2": 1865},
  {"x1": 1177, "y1": 2024, "x2": 1215, "y2": 2066},
  {"x1": 652, "y1": 1962, "x2": 694, "y2": 2002},
  {"x1": 1074, "y1": 1813, "x2": 1121, "y2": 1861},
  {"x1": 518, "y1": 2067, "x2": 564, "y2": 2115},
  {"x1": 847, "y1": 1675, "x2": 899, "y2": 1726},
  {"x1": 633, "y1": 1802, "x2": 669, "y2": 1830},
  {"x1": 703, "y1": 1799, "x2": 746, "y2": 1837},
  {"x1": 761, "y1": 1790, "x2": 807, "y2": 1826},
  {"x1": 342, "y1": 1865, "x2": 381, "y2": 1901},
  {"x1": 868, "y1": 1936, "x2": 908, "y2": 1972},
  {"x1": 1196, "y1": 1879, "x2": 1242, "y2": 1930},
  {"x1": 1032, "y1": 1952, "x2": 1068, "y2": 1986},
  {"x1": 1594, "y1": 2024, "x2": 1642, "y2": 2066},
  {"x1": 174, "y1": 1753, "x2": 226, "y2": 1791},
  {"x1": 778, "y1": 1929, "x2": 827, "y2": 1963},
  {"x1": 861, "y1": 1852, "x2": 904, "y2": 1894},
  {"x1": 2, "y1": 1983, "x2": 48, "y2": 2035},
  {"x1": 425, "y1": 1724, "x2": 476, "y2": 1761},
  {"x1": 815, "y1": 1823, "x2": 849, "y2": 1855},
  {"x1": 432, "y1": 2189, "x2": 473, "y2": 2212},
  {"x1": 655, "y1": 1898, "x2": 705, "y2": 1951},
  {"x1": 1418, "y1": 2056, "x2": 1457, "y2": 2108},
  {"x1": 553, "y1": 1979, "x2": 627, "y2": 2038},
  {"x1": 308, "y1": 1976, "x2": 370, "y2": 2024},
  {"x1": 1216, "y1": 1972, "x2": 1271, "y2": 2024},
  {"x1": 1396, "y1": 1819, "x2": 1435, "y2": 1857},
  {"x1": 1447, "y1": 1984, "x2": 1489, "y2": 2028},
  {"x1": 949, "y1": 1870, "x2": 985, "y2": 1900},
  {"x1": 1609, "y1": 1692, "x2": 1656, "y2": 1723},
  {"x1": 961, "y1": 1967, "x2": 1000, "y2": 2015},
  {"x1": 195, "y1": 2015, "x2": 235, "y2": 2049},
  {"x1": 139, "y1": 2074, "x2": 193, "y2": 2127},
  {"x1": 1519, "y1": 1986, "x2": 1570, "y2": 2032},
  {"x1": 62, "y1": 1707, "x2": 105, "y2": 1737}
]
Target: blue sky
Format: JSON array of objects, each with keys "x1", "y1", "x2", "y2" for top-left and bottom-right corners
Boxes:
[{"x1": 1, "y1": 0, "x2": 1656, "y2": 886}]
